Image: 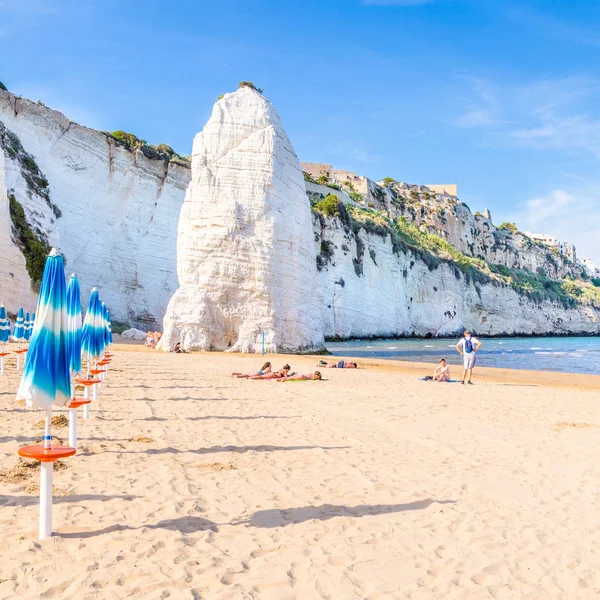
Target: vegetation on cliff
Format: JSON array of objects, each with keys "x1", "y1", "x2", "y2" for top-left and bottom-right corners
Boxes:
[
  {"x1": 104, "y1": 130, "x2": 191, "y2": 167},
  {"x1": 0, "y1": 81, "x2": 7, "y2": 91},
  {"x1": 312, "y1": 199, "x2": 600, "y2": 309},
  {"x1": 239, "y1": 81, "x2": 264, "y2": 94},
  {"x1": 0, "y1": 123, "x2": 61, "y2": 218},
  {"x1": 8, "y1": 193, "x2": 51, "y2": 289}
]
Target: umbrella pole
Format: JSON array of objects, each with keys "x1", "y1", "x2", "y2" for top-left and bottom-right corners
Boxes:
[
  {"x1": 68, "y1": 380, "x2": 77, "y2": 448},
  {"x1": 17, "y1": 353, "x2": 21, "y2": 371},
  {"x1": 40, "y1": 409, "x2": 53, "y2": 539},
  {"x1": 1, "y1": 356, "x2": 4, "y2": 376}
]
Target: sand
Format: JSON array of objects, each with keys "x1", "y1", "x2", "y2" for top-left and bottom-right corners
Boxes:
[{"x1": 1, "y1": 342, "x2": 600, "y2": 599}]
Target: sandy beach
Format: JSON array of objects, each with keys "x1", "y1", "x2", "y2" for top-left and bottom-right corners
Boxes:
[{"x1": 1, "y1": 342, "x2": 600, "y2": 599}]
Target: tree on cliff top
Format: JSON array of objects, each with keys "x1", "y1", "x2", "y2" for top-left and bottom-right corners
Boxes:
[
  {"x1": 0, "y1": 81, "x2": 7, "y2": 91},
  {"x1": 239, "y1": 81, "x2": 264, "y2": 94}
]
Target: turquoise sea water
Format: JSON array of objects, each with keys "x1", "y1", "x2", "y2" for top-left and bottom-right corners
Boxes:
[{"x1": 326, "y1": 336, "x2": 600, "y2": 376}]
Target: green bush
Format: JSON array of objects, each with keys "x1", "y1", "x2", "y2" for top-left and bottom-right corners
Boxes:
[
  {"x1": 8, "y1": 194, "x2": 50, "y2": 287},
  {"x1": 591, "y1": 277, "x2": 600, "y2": 288},
  {"x1": 217, "y1": 93, "x2": 225, "y2": 101},
  {"x1": 0, "y1": 81, "x2": 6, "y2": 91},
  {"x1": 314, "y1": 194, "x2": 341, "y2": 218},
  {"x1": 239, "y1": 81, "x2": 264, "y2": 93},
  {"x1": 499, "y1": 222, "x2": 518, "y2": 232}
]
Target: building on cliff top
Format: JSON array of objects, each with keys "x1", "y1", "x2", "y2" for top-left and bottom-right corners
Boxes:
[
  {"x1": 525, "y1": 232, "x2": 577, "y2": 262},
  {"x1": 424, "y1": 183, "x2": 458, "y2": 197}
]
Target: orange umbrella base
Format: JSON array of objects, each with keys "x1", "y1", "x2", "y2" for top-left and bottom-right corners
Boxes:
[
  {"x1": 13, "y1": 349, "x2": 28, "y2": 354},
  {"x1": 69, "y1": 399, "x2": 92, "y2": 408},
  {"x1": 18, "y1": 445, "x2": 76, "y2": 462},
  {"x1": 74, "y1": 378, "x2": 101, "y2": 386},
  {"x1": 0, "y1": 352, "x2": 9, "y2": 357},
  {"x1": 90, "y1": 369, "x2": 106, "y2": 375}
]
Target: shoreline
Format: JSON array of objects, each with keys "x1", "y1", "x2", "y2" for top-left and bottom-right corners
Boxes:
[
  {"x1": 325, "y1": 331, "x2": 600, "y2": 341},
  {"x1": 111, "y1": 340, "x2": 600, "y2": 391}
]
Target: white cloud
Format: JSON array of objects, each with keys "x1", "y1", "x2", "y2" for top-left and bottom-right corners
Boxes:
[
  {"x1": 453, "y1": 78, "x2": 505, "y2": 128},
  {"x1": 512, "y1": 188, "x2": 600, "y2": 262},
  {"x1": 453, "y1": 75, "x2": 600, "y2": 158}
]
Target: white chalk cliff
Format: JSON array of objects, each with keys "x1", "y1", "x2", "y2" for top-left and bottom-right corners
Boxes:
[
  {"x1": 0, "y1": 89, "x2": 189, "y2": 326},
  {"x1": 2, "y1": 85, "x2": 599, "y2": 344},
  {"x1": 160, "y1": 87, "x2": 325, "y2": 352}
]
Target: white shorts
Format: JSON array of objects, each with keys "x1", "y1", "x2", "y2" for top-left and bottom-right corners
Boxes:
[{"x1": 463, "y1": 352, "x2": 476, "y2": 369}]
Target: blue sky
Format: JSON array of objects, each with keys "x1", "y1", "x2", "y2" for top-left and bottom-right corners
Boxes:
[{"x1": 1, "y1": 0, "x2": 600, "y2": 262}]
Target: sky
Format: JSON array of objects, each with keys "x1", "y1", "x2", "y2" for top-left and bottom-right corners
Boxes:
[{"x1": 1, "y1": 0, "x2": 600, "y2": 262}]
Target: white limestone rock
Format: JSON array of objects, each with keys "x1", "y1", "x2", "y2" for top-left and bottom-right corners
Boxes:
[
  {"x1": 161, "y1": 87, "x2": 324, "y2": 353},
  {"x1": 0, "y1": 89, "x2": 190, "y2": 326},
  {"x1": 120, "y1": 327, "x2": 147, "y2": 340},
  {"x1": 315, "y1": 215, "x2": 600, "y2": 338}
]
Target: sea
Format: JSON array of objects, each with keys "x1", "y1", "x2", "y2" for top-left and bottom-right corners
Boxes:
[{"x1": 326, "y1": 336, "x2": 600, "y2": 376}]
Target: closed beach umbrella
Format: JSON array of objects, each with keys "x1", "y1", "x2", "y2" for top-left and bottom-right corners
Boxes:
[
  {"x1": 23, "y1": 311, "x2": 31, "y2": 341},
  {"x1": 0, "y1": 305, "x2": 9, "y2": 376},
  {"x1": 107, "y1": 310, "x2": 113, "y2": 345},
  {"x1": 82, "y1": 288, "x2": 104, "y2": 365},
  {"x1": 66, "y1": 275, "x2": 83, "y2": 380},
  {"x1": 13, "y1": 307, "x2": 26, "y2": 370},
  {"x1": 13, "y1": 307, "x2": 25, "y2": 341},
  {"x1": 66, "y1": 274, "x2": 84, "y2": 446},
  {"x1": 16, "y1": 249, "x2": 74, "y2": 539},
  {"x1": 81, "y1": 289, "x2": 105, "y2": 410}
]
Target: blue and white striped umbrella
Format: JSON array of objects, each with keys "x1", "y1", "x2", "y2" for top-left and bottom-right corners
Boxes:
[
  {"x1": 82, "y1": 288, "x2": 104, "y2": 361},
  {"x1": 100, "y1": 302, "x2": 110, "y2": 352},
  {"x1": 23, "y1": 311, "x2": 31, "y2": 341},
  {"x1": 13, "y1": 307, "x2": 25, "y2": 341},
  {"x1": 66, "y1": 275, "x2": 83, "y2": 376},
  {"x1": 16, "y1": 250, "x2": 71, "y2": 409},
  {"x1": 0, "y1": 305, "x2": 9, "y2": 343},
  {"x1": 107, "y1": 310, "x2": 113, "y2": 345}
]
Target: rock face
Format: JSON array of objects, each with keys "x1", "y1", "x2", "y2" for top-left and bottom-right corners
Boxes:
[
  {"x1": 314, "y1": 216, "x2": 600, "y2": 338},
  {"x1": 120, "y1": 328, "x2": 147, "y2": 340},
  {"x1": 0, "y1": 90, "x2": 190, "y2": 327},
  {"x1": 160, "y1": 87, "x2": 325, "y2": 353},
  {"x1": 0, "y1": 145, "x2": 38, "y2": 310}
]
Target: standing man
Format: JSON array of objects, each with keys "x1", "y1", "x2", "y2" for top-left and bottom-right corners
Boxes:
[{"x1": 456, "y1": 330, "x2": 482, "y2": 385}]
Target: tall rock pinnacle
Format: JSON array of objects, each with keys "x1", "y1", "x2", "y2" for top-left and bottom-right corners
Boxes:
[{"x1": 161, "y1": 86, "x2": 325, "y2": 352}]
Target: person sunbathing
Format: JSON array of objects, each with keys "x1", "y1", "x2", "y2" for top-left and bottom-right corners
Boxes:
[
  {"x1": 232, "y1": 362, "x2": 272, "y2": 378},
  {"x1": 317, "y1": 360, "x2": 357, "y2": 369},
  {"x1": 248, "y1": 364, "x2": 290, "y2": 380},
  {"x1": 433, "y1": 358, "x2": 450, "y2": 382},
  {"x1": 277, "y1": 371, "x2": 322, "y2": 382}
]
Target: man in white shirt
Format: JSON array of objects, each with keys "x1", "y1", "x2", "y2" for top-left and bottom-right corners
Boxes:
[{"x1": 455, "y1": 330, "x2": 482, "y2": 385}]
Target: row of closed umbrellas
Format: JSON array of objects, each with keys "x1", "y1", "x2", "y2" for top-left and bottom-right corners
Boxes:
[
  {"x1": 7, "y1": 249, "x2": 114, "y2": 539},
  {"x1": 0, "y1": 306, "x2": 36, "y2": 343}
]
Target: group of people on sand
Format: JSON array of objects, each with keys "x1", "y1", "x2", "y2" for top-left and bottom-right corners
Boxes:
[
  {"x1": 232, "y1": 358, "x2": 360, "y2": 381},
  {"x1": 232, "y1": 362, "x2": 324, "y2": 381},
  {"x1": 430, "y1": 330, "x2": 482, "y2": 384},
  {"x1": 145, "y1": 331, "x2": 162, "y2": 349}
]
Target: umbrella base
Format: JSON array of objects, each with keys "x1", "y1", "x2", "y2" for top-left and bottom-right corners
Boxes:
[{"x1": 18, "y1": 445, "x2": 76, "y2": 462}]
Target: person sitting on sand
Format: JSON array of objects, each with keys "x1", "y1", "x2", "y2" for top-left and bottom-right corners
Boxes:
[
  {"x1": 277, "y1": 371, "x2": 322, "y2": 382},
  {"x1": 433, "y1": 358, "x2": 450, "y2": 382},
  {"x1": 173, "y1": 342, "x2": 183, "y2": 354},
  {"x1": 317, "y1": 360, "x2": 357, "y2": 369},
  {"x1": 232, "y1": 362, "x2": 272, "y2": 378}
]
